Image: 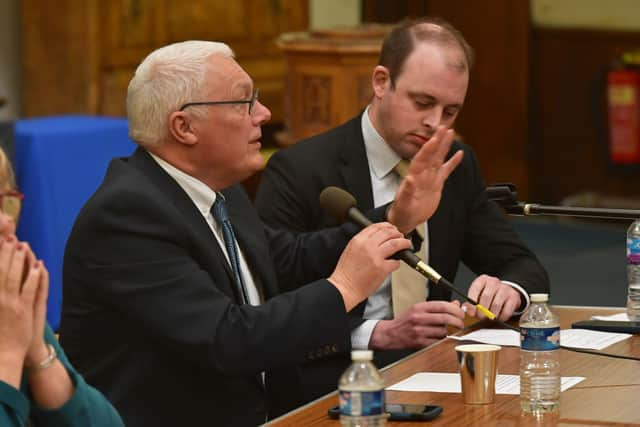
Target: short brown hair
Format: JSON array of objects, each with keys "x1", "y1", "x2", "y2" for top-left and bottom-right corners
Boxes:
[{"x1": 379, "y1": 17, "x2": 474, "y2": 88}]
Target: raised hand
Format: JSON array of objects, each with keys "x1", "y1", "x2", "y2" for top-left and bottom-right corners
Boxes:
[
  {"x1": 25, "y1": 258, "x2": 49, "y2": 367},
  {"x1": 0, "y1": 238, "x2": 42, "y2": 388},
  {"x1": 387, "y1": 126, "x2": 463, "y2": 234}
]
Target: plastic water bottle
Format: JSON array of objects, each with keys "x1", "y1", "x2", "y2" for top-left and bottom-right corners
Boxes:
[
  {"x1": 626, "y1": 219, "x2": 640, "y2": 321},
  {"x1": 519, "y1": 293, "x2": 561, "y2": 414},
  {"x1": 338, "y1": 350, "x2": 386, "y2": 427}
]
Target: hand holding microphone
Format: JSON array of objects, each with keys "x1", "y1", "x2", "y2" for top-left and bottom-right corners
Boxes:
[{"x1": 328, "y1": 222, "x2": 412, "y2": 312}]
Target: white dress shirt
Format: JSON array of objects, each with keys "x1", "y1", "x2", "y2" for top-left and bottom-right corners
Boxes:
[{"x1": 150, "y1": 152, "x2": 262, "y2": 306}]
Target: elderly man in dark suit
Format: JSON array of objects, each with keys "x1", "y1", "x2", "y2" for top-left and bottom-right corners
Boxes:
[
  {"x1": 255, "y1": 17, "x2": 550, "y2": 405},
  {"x1": 59, "y1": 40, "x2": 462, "y2": 426}
]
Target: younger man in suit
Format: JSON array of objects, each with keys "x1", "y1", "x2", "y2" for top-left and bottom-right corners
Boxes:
[{"x1": 256, "y1": 17, "x2": 550, "y2": 404}]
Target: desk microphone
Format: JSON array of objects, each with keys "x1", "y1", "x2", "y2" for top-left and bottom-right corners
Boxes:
[
  {"x1": 319, "y1": 186, "x2": 498, "y2": 322},
  {"x1": 486, "y1": 182, "x2": 640, "y2": 220}
]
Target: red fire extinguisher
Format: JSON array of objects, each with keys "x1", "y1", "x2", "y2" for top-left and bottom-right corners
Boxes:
[{"x1": 607, "y1": 51, "x2": 640, "y2": 165}]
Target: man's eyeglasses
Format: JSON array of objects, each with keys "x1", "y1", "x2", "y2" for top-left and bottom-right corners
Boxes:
[
  {"x1": 0, "y1": 191, "x2": 23, "y2": 221},
  {"x1": 179, "y1": 89, "x2": 259, "y2": 115}
]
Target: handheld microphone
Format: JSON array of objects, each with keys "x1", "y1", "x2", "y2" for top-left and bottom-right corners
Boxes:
[{"x1": 319, "y1": 186, "x2": 499, "y2": 322}]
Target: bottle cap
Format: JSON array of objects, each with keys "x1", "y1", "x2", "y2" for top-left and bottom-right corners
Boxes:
[
  {"x1": 530, "y1": 293, "x2": 549, "y2": 303},
  {"x1": 351, "y1": 350, "x2": 373, "y2": 361}
]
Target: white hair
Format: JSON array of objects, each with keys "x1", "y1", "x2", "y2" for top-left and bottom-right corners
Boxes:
[{"x1": 127, "y1": 40, "x2": 234, "y2": 147}]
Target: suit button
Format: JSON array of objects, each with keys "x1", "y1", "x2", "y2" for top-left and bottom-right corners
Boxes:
[
  {"x1": 324, "y1": 345, "x2": 331, "y2": 355},
  {"x1": 331, "y1": 344, "x2": 338, "y2": 353}
]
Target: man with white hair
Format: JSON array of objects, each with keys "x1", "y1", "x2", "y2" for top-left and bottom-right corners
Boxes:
[{"x1": 59, "y1": 40, "x2": 462, "y2": 426}]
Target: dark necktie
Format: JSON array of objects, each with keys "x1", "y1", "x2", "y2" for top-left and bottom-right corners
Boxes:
[{"x1": 212, "y1": 193, "x2": 248, "y2": 304}]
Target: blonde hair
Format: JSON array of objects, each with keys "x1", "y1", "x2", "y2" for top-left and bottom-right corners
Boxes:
[
  {"x1": 127, "y1": 40, "x2": 235, "y2": 147},
  {"x1": 0, "y1": 147, "x2": 16, "y2": 192}
]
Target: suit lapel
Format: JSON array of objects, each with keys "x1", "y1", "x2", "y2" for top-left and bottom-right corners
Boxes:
[
  {"x1": 222, "y1": 185, "x2": 274, "y2": 391},
  {"x1": 337, "y1": 115, "x2": 374, "y2": 317},
  {"x1": 338, "y1": 115, "x2": 375, "y2": 211},
  {"x1": 128, "y1": 149, "x2": 241, "y2": 302},
  {"x1": 426, "y1": 178, "x2": 457, "y2": 300},
  {"x1": 129, "y1": 151, "x2": 268, "y2": 390},
  {"x1": 222, "y1": 185, "x2": 278, "y2": 300}
]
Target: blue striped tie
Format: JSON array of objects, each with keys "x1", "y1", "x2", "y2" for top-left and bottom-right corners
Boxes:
[{"x1": 212, "y1": 193, "x2": 248, "y2": 304}]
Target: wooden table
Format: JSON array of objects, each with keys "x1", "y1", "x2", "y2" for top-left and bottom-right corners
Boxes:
[{"x1": 266, "y1": 306, "x2": 640, "y2": 426}]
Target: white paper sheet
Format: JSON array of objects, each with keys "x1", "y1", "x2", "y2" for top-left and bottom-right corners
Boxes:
[
  {"x1": 591, "y1": 312, "x2": 630, "y2": 321},
  {"x1": 448, "y1": 328, "x2": 631, "y2": 350},
  {"x1": 387, "y1": 372, "x2": 585, "y2": 394},
  {"x1": 448, "y1": 329, "x2": 520, "y2": 347},
  {"x1": 560, "y1": 329, "x2": 631, "y2": 349}
]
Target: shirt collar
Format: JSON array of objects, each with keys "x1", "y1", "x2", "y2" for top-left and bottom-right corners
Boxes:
[
  {"x1": 361, "y1": 105, "x2": 402, "y2": 179},
  {"x1": 148, "y1": 152, "x2": 218, "y2": 216}
]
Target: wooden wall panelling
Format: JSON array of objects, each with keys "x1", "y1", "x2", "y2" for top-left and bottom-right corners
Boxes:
[
  {"x1": 422, "y1": 0, "x2": 532, "y2": 198},
  {"x1": 23, "y1": 0, "x2": 308, "y2": 121},
  {"x1": 231, "y1": 0, "x2": 309, "y2": 123},
  {"x1": 530, "y1": 28, "x2": 640, "y2": 203},
  {"x1": 98, "y1": 0, "x2": 167, "y2": 117},
  {"x1": 100, "y1": 0, "x2": 167, "y2": 61},
  {"x1": 362, "y1": 0, "x2": 428, "y2": 22},
  {"x1": 22, "y1": 0, "x2": 100, "y2": 116}
]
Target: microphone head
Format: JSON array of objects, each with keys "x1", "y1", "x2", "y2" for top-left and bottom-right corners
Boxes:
[{"x1": 319, "y1": 186, "x2": 356, "y2": 222}]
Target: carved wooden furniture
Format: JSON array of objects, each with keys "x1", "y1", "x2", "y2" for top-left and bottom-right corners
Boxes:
[{"x1": 276, "y1": 25, "x2": 390, "y2": 145}]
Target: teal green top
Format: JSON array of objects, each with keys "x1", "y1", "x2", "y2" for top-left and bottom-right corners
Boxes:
[{"x1": 0, "y1": 324, "x2": 123, "y2": 427}]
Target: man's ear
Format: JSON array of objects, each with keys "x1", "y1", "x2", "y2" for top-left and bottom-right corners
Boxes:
[
  {"x1": 372, "y1": 65, "x2": 391, "y2": 98},
  {"x1": 168, "y1": 111, "x2": 198, "y2": 146}
]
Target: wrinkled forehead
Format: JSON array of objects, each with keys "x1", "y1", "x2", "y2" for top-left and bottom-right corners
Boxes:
[{"x1": 205, "y1": 55, "x2": 253, "y2": 96}]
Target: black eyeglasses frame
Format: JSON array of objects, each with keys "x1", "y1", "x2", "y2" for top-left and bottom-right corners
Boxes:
[{"x1": 179, "y1": 88, "x2": 259, "y2": 115}]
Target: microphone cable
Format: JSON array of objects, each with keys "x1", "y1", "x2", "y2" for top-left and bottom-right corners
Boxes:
[{"x1": 473, "y1": 318, "x2": 640, "y2": 361}]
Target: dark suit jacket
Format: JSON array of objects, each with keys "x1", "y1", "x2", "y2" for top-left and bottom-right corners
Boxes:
[
  {"x1": 255, "y1": 114, "x2": 550, "y2": 402},
  {"x1": 60, "y1": 148, "x2": 367, "y2": 426}
]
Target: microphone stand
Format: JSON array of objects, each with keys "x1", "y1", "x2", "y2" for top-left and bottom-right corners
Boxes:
[
  {"x1": 487, "y1": 183, "x2": 640, "y2": 220},
  {"x1": 487, "y1": 183, "x2": 640, "y2": 357}
]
